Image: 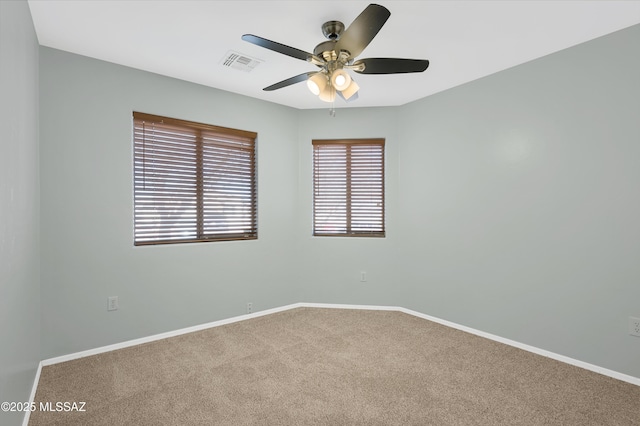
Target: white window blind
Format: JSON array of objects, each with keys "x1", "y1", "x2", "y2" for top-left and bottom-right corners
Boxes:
[
  {"x1": 313, "y1": 139, "x2": 385, "y2": 237},
  {"x1": 133, "y1": 112, "x2": 257, "y2": 245}
]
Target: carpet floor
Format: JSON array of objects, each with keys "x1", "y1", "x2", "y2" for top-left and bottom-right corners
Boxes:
[{"x1": 30, "y1": 307, "x2": 640, "y2": 425}]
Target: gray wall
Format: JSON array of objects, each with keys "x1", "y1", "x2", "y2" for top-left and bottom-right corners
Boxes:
[
  {"x1": 395, "y1": 24, "x2": 640, "y2": 377},
  {"x1": 34, "y1": 22, "x2": 640, "y2": 382},
  {"x1": 0, "y1": 0, "x2": 41, "y2": 424},
  {"x1": 296, "y1": 107, "x2": 405, "y2": 306},
  {"x1": 39, "y1": 48, "x2": 302, "y2": 359},
  {"x1": 296, "y1": 25, "x2": 640, "y2": 377}
]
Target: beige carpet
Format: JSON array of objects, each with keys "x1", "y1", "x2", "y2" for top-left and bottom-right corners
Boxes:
[{"x1": 30, "y1": 308, "x2": 640, "y2": 425}]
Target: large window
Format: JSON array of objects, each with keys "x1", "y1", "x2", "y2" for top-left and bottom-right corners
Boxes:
[
  {"x1": 313, "y1": 139, "x2": 385, "y2": 237},
  {"x1": 133, "y1": 112, "x2": 257, "y2": 245}
]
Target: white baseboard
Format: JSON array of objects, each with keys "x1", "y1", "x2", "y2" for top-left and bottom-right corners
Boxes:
[
  {"x1": 299, "y1": 302, "x2": 399, "y2": 311},
  {"x1": 22, "y1": 360, "x2": 42, "y2": 426},
  {"x1": 298, "y1": 303, "x2": 640, "y2": 386},
  {"x1": 396, "y1": 307, "x2": 640, "y2": 387},
  {"x1": 41, "y1": 303, "x2": 304, "y2": 366},
  {"x1": 33, "y1": 302, "x2": 639, "y2": 406}
]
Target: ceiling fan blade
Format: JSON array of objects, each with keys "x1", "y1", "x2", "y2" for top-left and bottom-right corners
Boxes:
[
  {"x1": 242, "y1": 34, "x2": 313, "y2": 62},
  {"x1": 334, "y1": 4, "x2": 390, "y2": 58},
  {"x1": 263, "y1": 72, "x2": 315, "y2": 91},
  {"x1": 352, "y1": 58, "x2": 429, "y2": 74}
]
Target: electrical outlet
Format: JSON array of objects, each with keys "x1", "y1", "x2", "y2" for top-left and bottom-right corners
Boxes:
[
  {"x1": 107, "y1": 296, "x2": 118, "y2": 311},
  {"x1": 246, "y1": 302, "x2": 253, "y2": 314},
  {"x1": 360, "y1": 271, "x2": 367, "y2": 282},
  {"x1": 630, "y1": 317, "x2": 640, "y2": 337}
]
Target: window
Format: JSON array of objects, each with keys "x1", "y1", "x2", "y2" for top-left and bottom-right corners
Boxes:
[
  {"x1": 133, "y1": 112, "x2": 257, "y2": 245},
  {"x1": 313, "y1": 139, "x2": 385, "y2": 237}
]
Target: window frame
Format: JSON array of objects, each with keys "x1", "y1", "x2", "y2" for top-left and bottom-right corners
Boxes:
[
  {"x1": 133, "y1": 112, "x2": 257, "y2": 246},
  {"x1": 312, "y1": 138, "x2": 385, "y2": 238}
]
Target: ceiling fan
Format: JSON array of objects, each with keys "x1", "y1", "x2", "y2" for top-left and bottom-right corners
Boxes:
[{"x1": 241, "y1": 3, "x2": 429, "y2": 105}]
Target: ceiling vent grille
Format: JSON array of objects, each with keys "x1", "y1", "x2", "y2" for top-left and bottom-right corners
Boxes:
[{"x1": 221, "y1": 51, "x2": 262, "y2": 72}]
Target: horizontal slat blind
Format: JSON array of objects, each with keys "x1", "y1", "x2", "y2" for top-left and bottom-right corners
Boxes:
[
  {"x1": 313, "y1": 139, "x2": 385, "y2": 237},
  {"x1": 133, "y1": 112, "x2": 257, "y2": 245}
]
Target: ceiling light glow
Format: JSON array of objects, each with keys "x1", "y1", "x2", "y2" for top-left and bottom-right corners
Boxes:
[{"x1": 331, "y1": 69, "x2": 352, "y2": 91}]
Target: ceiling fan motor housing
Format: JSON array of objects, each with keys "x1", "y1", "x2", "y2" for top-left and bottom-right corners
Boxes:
[
  {"x1": 314, "y1": 41, "x2": 338, "y2": 61},
  {"x1": 316, "y1": 21, "x2": 347, "y2": 62},
  {"x1": 322, "y1": 21, "x2": 345, "y2": 40}
]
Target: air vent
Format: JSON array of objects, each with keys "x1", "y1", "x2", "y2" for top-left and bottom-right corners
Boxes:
[{"x1": 220, "y1": 51, "x2": 262, "y2": 72}]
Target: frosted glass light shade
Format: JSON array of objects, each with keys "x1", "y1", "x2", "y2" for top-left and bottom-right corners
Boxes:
[
  {"x1": 318, "y1": 85, "x2": 336, "y2": 102},
  {"x1": 340, "y1": 79, "x2": 360, "y2": 100},
  {"x1": 307, "y1": 72, "x2": 327, "y2": 96},
  {"x1": 331, "y1": 69, "x2": 352, "y2": 91}
]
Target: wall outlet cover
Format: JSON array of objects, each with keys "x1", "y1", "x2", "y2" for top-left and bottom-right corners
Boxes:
[
  {"x1": 108, "y1": 296, "x2": 118, "y2": 311},
  {"x1": 630, "y1": 316, "x2": 640, "y2": 337}
]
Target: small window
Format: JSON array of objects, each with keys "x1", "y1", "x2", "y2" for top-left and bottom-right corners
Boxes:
[
  {"x1": 313, "y1": 138, "x2": 385, "y2": 237},
  {"x1": 133, "y1": 112, "x2": 257, "y2": 245}
]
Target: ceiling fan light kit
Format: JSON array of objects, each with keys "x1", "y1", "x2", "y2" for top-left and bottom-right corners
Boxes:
[
  {"x1": 318, "y1": 84, "x2": 337, "y2": 103},
  {"x1": 340, "y1": 79, "x2": 360, "y2": 101},
  {"x1": 307, "y1": 69, "x2": 354, "y2": 103},
  {"x1": 307, "y1": 72, "x2": 327, "y2": 95},
  {"x1": 331, "y1": 69, "x2": 352, "y2": 91},
  {"x1": 242, "y1": 3, "x2": 429, "y2": 111}
]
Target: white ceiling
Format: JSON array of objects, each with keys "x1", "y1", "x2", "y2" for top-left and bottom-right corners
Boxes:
[{"x1": 28, "y1": 1, "x2": 640, "y2": 110}]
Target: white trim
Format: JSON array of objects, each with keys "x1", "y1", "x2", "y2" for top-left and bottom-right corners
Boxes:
[
  {"x1": 35, "y1": 302, "x2": 639, "y2": 389},
  {"x1": 298, "y1": 302, "x2": 399, "y2": 311},
  {"x1": 299, "y1": 303, "x2": 639, "y2": 386},
  {"x1": 22, "y1": 361, "x2": 43, "y2": 426},
  {"x1": 41, "y1": 303, "x2": 303, "y2": 366},
  {"x1": 397, "y1": 307, "x2": 640, "y2": 387}
]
